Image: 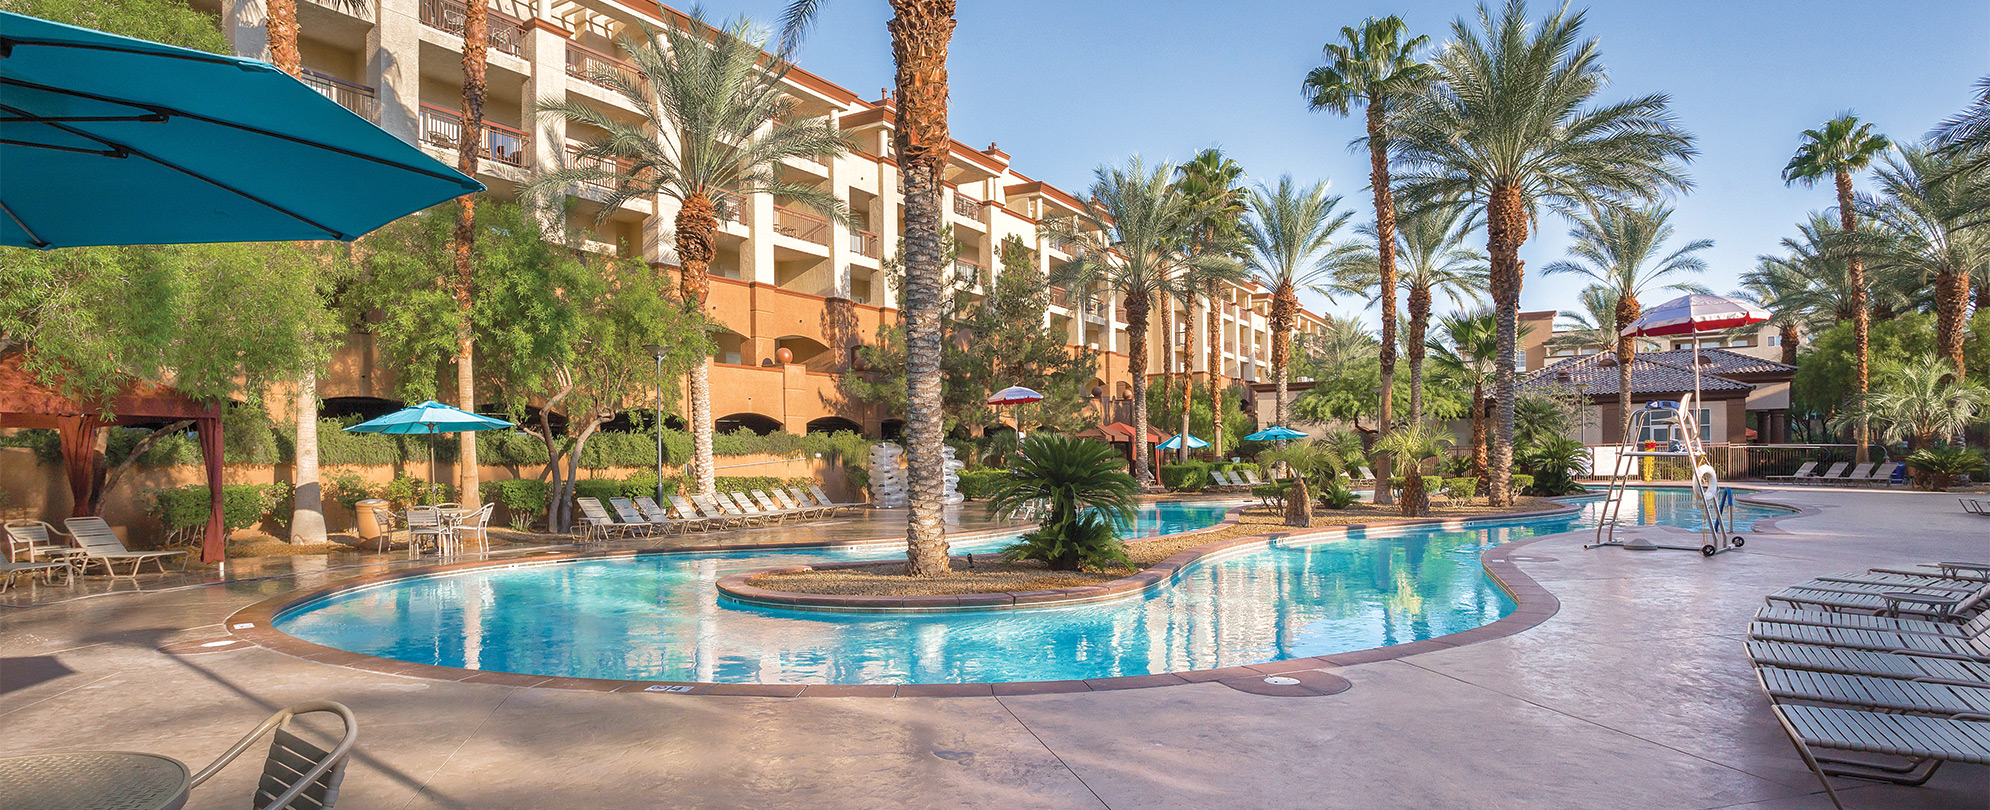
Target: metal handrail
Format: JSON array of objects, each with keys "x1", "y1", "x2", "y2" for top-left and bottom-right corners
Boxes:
[
  {"x1": 417, "y1": 0, "x2": 527, "y2": 58},
  {"x1": 417, "y1": 103, "x2": 529, "y2": 167}
]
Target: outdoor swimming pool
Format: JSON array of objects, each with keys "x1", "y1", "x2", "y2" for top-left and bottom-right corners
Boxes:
[{"x1": 274, "y1": 490, "x2": 1787, "y2": 684}]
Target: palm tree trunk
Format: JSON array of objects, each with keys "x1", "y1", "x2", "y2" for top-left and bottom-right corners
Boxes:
[
  {"x1": 1486, "y1": 185, "x2": 1529, "y2": 507},
  {"x1": 1470, "y1": 385, "x2": 1488, "y2": 479},
  {"x1": 1125, "y1": 291, "x2": 1153, "y2": 486},
  {"x1": 1206, "y1": 281, "x2": 1224, "y2": 457},
  {"x1": 1779, "y1": 325, "x2": 1799, "y2": 365},
  {"x1": 1269, "y1": 283, "x2": 1296, "y2": 430},
  {"x1": 453, "y1": 0, "x2": 488, "y2": 509},
  {"x1": 1367, "y1": 103, "x2": 1398, "y2": 506},
  {"x1": 1407, "y1": 286, "x2": 1430, "y2": 424},
  {"x1": 1160, "y1": 297, "x2": 1175, "y2": 448},
  {"x1": 1936, "y1": 268, "x2": 1969, "y2": 382},
  {"x1": 1835, "y1": 169, "x2": 1870, "y2": 464},
  {"x1": 1616, "y1": 294, "x2": 1640, "y2": 444},
  {"x1": 266, "y1": 5, "x2": 325, "y2": 542},
  {"x1": 888, "y1": 0, "x2": 957, "y2": 577},
  {"x1": 267, "y1": 0, "x2": 298, "y2": 73},
  {"x1": 1180, "y1": 299, "x2": 1193, "y2": 463},
  {"x1": 677, "y1": 194, "x2": 718, "y2": 497}
]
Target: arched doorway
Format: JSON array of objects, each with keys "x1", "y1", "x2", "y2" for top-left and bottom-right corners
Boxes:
[
  {"x1": 805, "y1": 416, "x2": 863, "y2": 435},
  {"x1": 716, "y1": 412, "x2": 782, "y2": 436},
  {"x1": 878, "y1": 419, "x2": 905, "y2": 441}
]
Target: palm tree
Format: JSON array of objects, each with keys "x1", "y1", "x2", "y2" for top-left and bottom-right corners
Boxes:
[
  {"x1": 1784, "y1": 114, "x2": 1891, "y2": 463},
  {"x1": 451, "y1": 0, "x2": 491, "y2": 511},
  {"x1": 1547, "y1": 285, "x2": 1652, "y2": 354},
  {"x1": 1373, "y1": 421, "x2": 1454, "y2": 517},
  {"x1": 781, "y1": 0, "x2": 956, "y2": 577},
  {"x1": 1734, "y1": 260, "x2": 1812, "y2": 365},
  {"x1": 1541, "y1": 205, "x2": 1710, "y2": 440},
  {"x1": 1173, "y1": 149, "x2": 1250, "y2": 459},
  {"x1": 1241, "y1": 176, "x2": 1356, "y2": 436},
  {"x1": 1428, "y1": 310, "x2": 1519, "y2": 479},
  {"x1": 985, "y1": 434, "x2": 1138, "y2": 571},
  {"x1": 530, "y1": 13, "x2": 850, "y2": 502},
  {"x1": 1392, "y1": 0, "x2": 1695, "y2": 506},
  {"x1": 1048, "y1": 158, "x2": 1213, "y2": 487},
  {"x1": 1304, "y1": 14, "x2": 1434, "y2": 505},
  {"x1": 1338, "y1": 203, "x2": 1486, "y2": 424},
  {"x1": 1930, "y1": 76, "x2": 1990, "y2": 181},
  {"x1": 1855, "y1": 145, "x2": 1990, "y2": 382},
  {"x1": 1832, "y1": 358, "x2": 1990, "y2": 450}
]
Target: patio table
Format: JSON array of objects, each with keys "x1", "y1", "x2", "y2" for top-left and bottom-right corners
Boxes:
[{"x1": 0, "y1": 751, "x2": 190, "y2": 810}]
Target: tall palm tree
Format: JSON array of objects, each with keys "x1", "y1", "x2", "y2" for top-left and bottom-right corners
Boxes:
[
  {"x1": 1930, "y1": 76, "x2": 1990, "y2": 182},
  {"x1": 1732, "y1": 262, "x2": 1809, "y2": 366},
  {"x1": 1338, "y1": 203, "x2": 1486, "y2": 424},
  {"x1": 1546, "y1": 285, "x2": 1654, "y2": 355},
  {"x1": 1050, "y1": 158, "x2": 1211, "y2": 487},
  {"x1": 452, "y1": 0, "x2": 491, "y2": 510},
  {"x1": 1173, "y1": 149, "x2": 1250, "y2": 458},
  {"x1": 1241, "y1": 176, "x2": 1357, "y2": 434},
  {"x1": 1428, "y1": 311, "x2": 1503, "y2": 479},
  {"x1": 531, "y1": 13, "x2": 850, "y2": 500},
  {"x1": 1392, "y1": 0, "x2": 1695, "y2": 506},
  {"x1": 1304, "y1": 14, "x2": 1433, "y2": 504},
  {"x1": 1784, "y1": 114, "x2": 1891, "y2": 463},
  {"x1": 1855, "y1": 145, "x2": 1990, "y2": 382},
  {"x1": 782, "y1": 0, "x2": 956, "y2": 576},
  {"x1": 1541, "y1": 205, "x2": 1710, "y2": 439}
]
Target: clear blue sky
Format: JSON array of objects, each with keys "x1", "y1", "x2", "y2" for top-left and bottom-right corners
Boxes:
[{"x1": 700, "y1": 0, "x2": 1989, "y2": 327}]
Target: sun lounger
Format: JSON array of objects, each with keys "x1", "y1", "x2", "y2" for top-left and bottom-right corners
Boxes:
[
  {"x1": 1795, "y1": 462, "x2": 1848, "y2": 485},
  {"x1": 718, "y1": 493, "x2": 772, "y2": 526},
  {"x1": 1829, "y1": 462, "x2": 1875, "y2": 486},
  {"x1": 751, "y1": 490, "x2": 807, "y2": 521},
  {"x1": 1757, "y1": 665, "x2": 1990, "y2": 716},
  {"x1": 1756, "y1": 605, "x2": 1990, "y2": 638},
  {"x1": 575, "y1": 497, "x2": 637, "y2": 541},
  {"x1": 635, "y1": 496, "x2": 705, "y2": 533},
  {"x1": 1765, "y1": 583, "x2": 1990, "y2": 618},
  {"x1": 1767, "y1": 461, "x2": 1818, "y2": 482},
  {"x1": 63, "y1": 517, "x2": 186, "y2": 578},
  {"x1": 1238, "y1": 470, "x2": 1266, "y2": 486},
  {"x1": 1769, "y1": 704, "x2": 1990, "y2": 808},
  {"x1": 606, "y1": 498, "x2": 667, "y2": 537},
  {"x1": 1965, "y1": 499, "x2": 1990, "y2": 516},
  {"x1": 773, "y1": 488, "x2": 829, "y2": 519},
  {"x1": 0, "y1": 559, "x2": 70, "y2": 591},
  {"x1": 806, "y1": 484, "x2": 863, "y2": 515},
  {"x1": 786, "y1": 487, "x2": 834, "y2": 518},
  {"x1": 1870, "y1": 561, "x2": 1990, "y2": 581},
  {"x1": 687, "y1": 495, "x2": 745, "y2": 529},
  {"x1": 1863, "y1": 461, "x2": 1903, "y2": 486},
  {"x1": 1747, "y1": 620, "x2": 1990, "y2": 661},
  {"x1": 1809, "y1": 571, "x2": 1988, "y2": 593},
  {"x1": 1745, "y1": 640, "x2": 1990, "y2": 687}
]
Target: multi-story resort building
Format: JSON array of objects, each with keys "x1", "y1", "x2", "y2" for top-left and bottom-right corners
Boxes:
[{"x1": 193, "y1": 0, "x2": 1334, "y2": 437}]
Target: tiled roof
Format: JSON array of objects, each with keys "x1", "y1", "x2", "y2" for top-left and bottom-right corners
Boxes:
[
  {"x1": 1521, "y1": 351, "x2": 1755, "y2": 397},
  {"x1": 1638, "y1": 348, "x2": 1796, "y2": 377}
]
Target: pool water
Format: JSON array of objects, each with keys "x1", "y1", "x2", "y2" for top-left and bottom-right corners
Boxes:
[{"x1": 274, "y1": 490, "x2": 1784, "y2": 684}]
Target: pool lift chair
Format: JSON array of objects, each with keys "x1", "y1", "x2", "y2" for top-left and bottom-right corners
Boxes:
[{"x1": 1585, "y1": 395, "x2": 1746, "y2": 557}]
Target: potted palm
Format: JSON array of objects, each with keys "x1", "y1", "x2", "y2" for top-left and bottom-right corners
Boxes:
[{"x1": 985, "y1": 434, "x2": 1139, "y2": 571}]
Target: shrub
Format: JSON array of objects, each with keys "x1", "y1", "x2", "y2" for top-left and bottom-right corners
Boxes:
[
  {"x1": 1159, "y1": 462, "x2": 1210, "y2": 491},
  {"x1": 618, "y1": 471, "x2": 682, "y2": 501},
  {"x1": 480, "y1": 479, "x2": 550, "y2": 530},
  {"x1": 570, "y1": 478, "x2": 625, "y2": 503},
  {"x1": 147, "y1": 483, "x2": 293, "y2": 544},
  {"x1": 381, "y1": 474, "x2": 453, "y2": 510},
  {"x1": 1442, "y1": 477, "x2": 1480, "y2": 501},
  {"x1": 956, "y1": 468, "x2": 1008, "y2": 500},
  {"x1": 1317, "y1": 478, "x2": 1359, "y2": 510},
  {"x1": 1905, "y1": 446, "x2": 1986, "y2": 491},
  {"x1": 322, "y1": 472, "x2": 375, "y2": 511},
  {"x1": 1517, "y1": 436, "x2": 1590, "y2": 496},
  {"x1": 1511, "y1": 474, "x2": 1535, "y2": 494},
  {"x1": 986, "y1": 435, "x2": 1137, "y2": 571}
]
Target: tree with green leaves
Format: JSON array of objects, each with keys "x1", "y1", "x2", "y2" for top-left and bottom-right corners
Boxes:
[
  {"x1": 1791, "y1": 313, "x2": 1939, "y2": 435},
  {"x1": 1930, "y1": 76, "x2": 1990, "y2": 186},
  {"x1": 1240, "y1": 175, "x2": 1357, "y2": 440},
  {"x1": 1854, "y1": 145, "x2": 1990, "y2": 383},
  {"x1": 529, "y1": 11, "x2": 849, "y2": 503},
  {"x1": 1337, "y1": 203, "x2": 1486, "y2": 424},
  {"x1": 1427, "y1": 310, "x2": 1523, "y2": 479},
  {"x1": 958, "y1": 236, "x2": 1094, "y2": 433},
  {"x1": 1172, "y1": 149, "x2": 1251, "y2": 458},
  {"x1": 985, "y1": 434, "x2": 1137, "y2": 571},
  {"x1": 1304, "y1": 14, "x2": 1433, "y2": 503},
  {"x1": 1831, "y1": 357, "x2": 1989, "y2": 450},
  {"x1": 1374, "y1": 421, "x2": 1453, "y2": 517},
  {"x1": 1541, "y1": 205, "x2": 1710, "y2": 439},
  {"x1": 1783, "y1": 114, "x2": 1892, "y2": 463},
  {"x1": 1393, "y1": 0, "x2": 1695, "y2": 506},
  {"x1": 2, "y1": 0, "x2": 228, "y2": 53}
]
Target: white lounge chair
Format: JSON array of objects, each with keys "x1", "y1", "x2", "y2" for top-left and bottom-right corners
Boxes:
[
  {"x1": 806, "y1": 484, "x2": 864, "y2": 515},
  {"x1": 63, "y1": 517, "x2": 185, "y2": 578},
  {"x1": 1767, "y1": 461, "x2": 1817, "y2": 482},
  {"x1": 605, "y1": 498, "x2": 662, "y2": 537},
  {"x1": 574, "y1": 497, "x2": 637, "y2": 541},
  {"x1": 192, "y1": 701, "x2": 357, "y2": 810},
  {"x1": 1795, "y1": 462, "x2": 1847, "y2": 485},
  {"x1": 634, "y1": 496, "x2": 704, "y2": 533},
  {"x1": 1770, "y1": 704, "x2": 1990, "y2": 809}
]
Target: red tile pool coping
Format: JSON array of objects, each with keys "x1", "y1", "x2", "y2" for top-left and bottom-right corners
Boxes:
[{"x1": 223, "y1": 490, "x2": 1806, "y2": 698}]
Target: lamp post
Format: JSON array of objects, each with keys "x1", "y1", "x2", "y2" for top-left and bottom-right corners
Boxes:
[{"x1": 645, "y1": 343, "x2": 665, "y2": 503}]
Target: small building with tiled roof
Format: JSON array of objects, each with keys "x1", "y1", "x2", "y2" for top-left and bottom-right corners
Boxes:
[{"x1": 1521, "y1": 348, "x2": 1798, "y2": 445}]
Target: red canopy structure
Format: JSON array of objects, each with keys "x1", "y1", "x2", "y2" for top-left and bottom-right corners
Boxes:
[
  {"x1": 1076, "y1": 422, "x2": 1172, "y2": 473},
  {"x1": 0, "y1": 354, "x2": 227, "y2": 562}
]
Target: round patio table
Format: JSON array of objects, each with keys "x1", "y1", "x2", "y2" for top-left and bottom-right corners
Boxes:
[{"x1": 0, "y1": 751, "x2": 190, "y2": 810}]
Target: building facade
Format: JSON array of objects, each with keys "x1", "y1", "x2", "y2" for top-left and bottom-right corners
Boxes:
[{"x1": 195, "y1": 0, "x2": 1328, "y2": 435}]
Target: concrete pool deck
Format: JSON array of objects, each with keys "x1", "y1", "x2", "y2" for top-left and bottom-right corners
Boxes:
[{"x1": 2, "y1": 488, "x2": 1986, "y2": 809}]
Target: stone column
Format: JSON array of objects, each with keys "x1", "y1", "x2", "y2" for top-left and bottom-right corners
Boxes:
[
  {"x1": 223, "y1": 0, "x2": 270, "y2": 62},
  {"x1": 369, "y1": 0, "x2": 420, "y2": 143}
]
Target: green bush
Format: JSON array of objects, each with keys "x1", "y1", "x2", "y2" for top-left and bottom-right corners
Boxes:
[
  {"x1": 1159, "y1": 462, "x2": 1210, "y2": 491},
  {"x1": 1442, "y1": 477, "x2": 1480, "y2": 501},
  {"x1": 146, "y1": 483, "x2": 292, "y2": 536},
  {"x1": 1511, "y1": 474, "x2": 1535, "y2": 494},
  {"x1": 956, "y1": 468, "x2": 1008, "y2": 500},
  {"x1": 0, "y1": 429, "x2": 61, "y2": 463},
  {"x1": 986, "y1": 434, "x2": 1137, "y2": 571},
  {"x1": 1905, "y1": 446, "x2": 1986, "y2": 491},
  {"x1": 322, "y1": 472, "x2": 375, "y2": 511},
  {"x1": 1317, "y1": 478, "x2": 1359, "y2": 510},
  {"x1": 570, "y1": 478, "x2": 625, "y2": 503},
  {"x1": 480, "y1": 479, "x2": 550, "y2": 529},
  {"x1": 381, "y1": 474, "x2": 453, "y2": 510},
  {"x1": 1251, "y1": 481, "x2": 1291, "y2": 499},
  {"x1": 618, "y1": 471, "x2": 682, "y2": 501}
]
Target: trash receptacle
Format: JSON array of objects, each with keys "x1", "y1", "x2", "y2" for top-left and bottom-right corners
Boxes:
[{"x1": 355, "y1": 499, "x2": 391, "y2": 545}]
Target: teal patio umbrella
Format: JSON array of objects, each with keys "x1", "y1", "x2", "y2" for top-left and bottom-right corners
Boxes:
[
  {"x1": 1244, "y1": 426, "x2": 1307, "y2": 442},
  {"x1": 1158, "y1": 433, "x2": 1209, "y2": 450},
  {"x1": 0, "y1": 11, "x2": 482, "y2": 248},
  {"x1": 344, "y1": 401, "x2": 513, "y2": 494}
]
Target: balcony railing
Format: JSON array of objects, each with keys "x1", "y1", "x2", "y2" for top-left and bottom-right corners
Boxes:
[
  {"x1": 711, "y1": 190, "x2": 744, "y2": 224},
  {"x1": 566, "y1": 144, "x2": 635, "y2": 194},
  {"x1": 418, "y1": 0, "x2": 527, "y2": 58},
  {"x1": 954, "y1": 257, "x2": 984, "y2": 285},
  {"x1": 1048, "y1": 286, "x2": 1069, "y2": 307},
  {"x1": 1047, "y1": 233, "x2": 1078, "y2": 254},
  {"x1": 773, "y1": 205, "x2": 828, "y2": 245},
  {"x1": 300, "y1": 69, "x2": 376, "y2": 121},
  {"x1": 952, "y1": 193, "x2": 982, "y2": 219},
  {"x1": 418, "y1": 103, "x2": 529, "y2": 167},
  {"x1": 853, "y1": 228, "x2": 880, "y2": 259},
  {"x1": 565, "y1": 41, "x2": 631, "y2": 88}
]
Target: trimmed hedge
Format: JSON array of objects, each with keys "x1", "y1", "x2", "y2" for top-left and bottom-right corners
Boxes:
[
  {"x1": 146, "y1": 483, "x2": 293, "y2": 544},
  {"x1": 1442, "y1": 477, "x2": 1479, "y2": 500},
  {"x1": 1512, "y1": 474, "x2": 1535, "y2": 493},
  {"x1": 1159, "y1": 462, "x2": 1211, "y2": 491},
  {"x1": 480, "y1": 479, "x2": 550, "y2": 530},
  {"x1": 956, "y1": 468, "x2": 1007, "y2": 500}
]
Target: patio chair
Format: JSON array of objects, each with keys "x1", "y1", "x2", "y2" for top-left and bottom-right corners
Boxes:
[
  {"x1": 1964, "y1": 499, "x2": 1990, "y2": 516},
  {"x1": 676, "y1": 495, "x2": 737, "y2": 530},
  {"x1": 1756, "y1": 604, "x2": 1990, "y2": 639},
  {"x1": 750, "y1": 491, "x2": 805, "y2": 521},
  {"x1": 63, "y1": 517, "x2": 185, "y2": 578},
  {"x1": 1871, "y1": 561, "x2": 1990, "y2": 581},
  {"x1": 450, "y1": 503, "x2": 494, "y2": 552},
  {"x1": 1766, "y1": 461, "x2": 1819, "y2": 482},
  {"x1": 714, "y1": 493, "x2": 768, "y2": 527},
  {"x1": 573, "y1": 497, "x2": 632, "y2": 542},
  {"x1": 772, "y1": 488, "x2": 828, "y2": 520},
  {"x1": 1795, "y1": 462, "x2": 1847, "y2": 485},
  {"x1": 1745, "y1": 640, "x2": 1990, "y2": 687},
  {"x1": 634, "y1": 496, "x2": 702, "y2": 534},
  {"x1": 3, "y1": 519, "x2": 85, "y2": 566},
  {"x1": 1353, "y1": 466, "x2": 1376, "y2": 483},
  {"x1": 605, "y1": 498, "x2": 660, "y2": 537},
  {"x1": 1830, "y1": 462, "x2": 1875, "y2": 486},
  {"x1": 1769, "y1": 704, "x2": 1990, "y2": 809},
  {"x1": 806, "y1": 484, "x2": 864, "y2": 515},
  {"x1": 1809, "y1": 571, "x2": 1988, "y2": 593},
  {"x1": 1756, "y1": 665, "x2": 1990, "y2": 716},
  {"x1": 784, "y1": 487, "x2": 834, "y2": 519},
  {"x1": 1864, "y1": 461, "x2": 1903, "y2": 486},
  {"x1": 1764, "y1": 581, "x2": 1990, "y2": 618},
  {"x1": 192, "y1": 700, "x2": 357, "y2": 810},
  {"x1": 405, "y1": 506, "x2": 449, "y2": 558},
  {"x1": 1746, "y1": 619, "x2": 1990, "y2": 661},
  {"x1": 1238, "y1": 470, "x2": 1266, "y2": 487}
]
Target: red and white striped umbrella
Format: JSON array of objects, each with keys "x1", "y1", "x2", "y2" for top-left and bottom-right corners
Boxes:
[
  {"x1": 986, "y1": 386, "x2": 1045, "y2": 406},
  {"x1": 1620, "y1": 294, "x2": 1769, "y2": 338}
]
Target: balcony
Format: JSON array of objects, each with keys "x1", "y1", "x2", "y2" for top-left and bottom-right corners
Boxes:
[
  {"x1": 1047, "y1": 232, "x2": 1078, "y2": 255},
  {"x1": 565, "y1": 41, "x2": 631, "y2": 88},
  {"x1": 954, "y1": 257, "x2": 984, "y2": 285},
  {"x1": 773, "y1": 205, "x2": 828, "y2": 245},
  {"x1": 418, "y1": 103, "x2": 529, "y2": 167},
  {"x1": 418, "y1": 0, "x2": 527, "y2": 59},
  {"x1": 1048, "y1": 286, "x2": 1069, "y2": 307},
  {"x1": 712, "y1": 190, "x2": 745, "y2": 224},
  {"x1": 566, "y1": 144, "x2": 636, "y2": 195},
  {"x1": 854, "y1": 228, "x2": 881, "y2": 259},
  {"x1": 300, "y1": 69, "x2": 376, "y2": 121},
  {"x1": 952, "y1": 193, "x2": 982, "y2": 219}
]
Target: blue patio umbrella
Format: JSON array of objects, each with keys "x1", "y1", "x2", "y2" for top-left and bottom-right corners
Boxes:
[
  {"x1": 1244, "y1": 426, "x2": 1307, "y2": 442},
  {"x1": 345, "y1": 401, "x2": 513, "y2": 490},
  {"x1": 1157, "y1": 433, "x2": 1209, "y2": 450},
  {"x1": 0, "y1": 11, "x2": 482, "y2": 248}
]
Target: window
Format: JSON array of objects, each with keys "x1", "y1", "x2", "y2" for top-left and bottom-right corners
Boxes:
[
  {"x1": 1638, "y1": 407, "x2": 1711, "y2": 444},
  {"x1": 1766, "y1": 335, "x2": 1781, "y2": 347}
]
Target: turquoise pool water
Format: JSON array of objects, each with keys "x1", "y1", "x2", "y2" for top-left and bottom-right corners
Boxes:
[{"x1": 274, "y1": 490, "x2": 1784, "y2": 684}]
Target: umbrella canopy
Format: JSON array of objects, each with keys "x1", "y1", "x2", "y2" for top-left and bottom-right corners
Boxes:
[
  {"x1": 1245, "y1": 426, "x2": 1307, "y2": 442},
  {"x1": 0, "y1": 11, "x2": 482, "y2": 248},
  {"x1": 343, "y1": 401, "x2": 512, "y2": 435},
  {"x1": 1157, "y1": 433, "x2": 1209, "y2": 450},
  {"x1": 986, "y1": 386, "x2": 1045, "y2": 406},
  {"x1": 1620, "y1": 294, "x2": 1770, "y2": 338}
]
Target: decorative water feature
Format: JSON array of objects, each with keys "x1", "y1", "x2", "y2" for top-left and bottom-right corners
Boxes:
[{"x1": 867, "y1": 442, "x2": 906, "y2": 508}]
